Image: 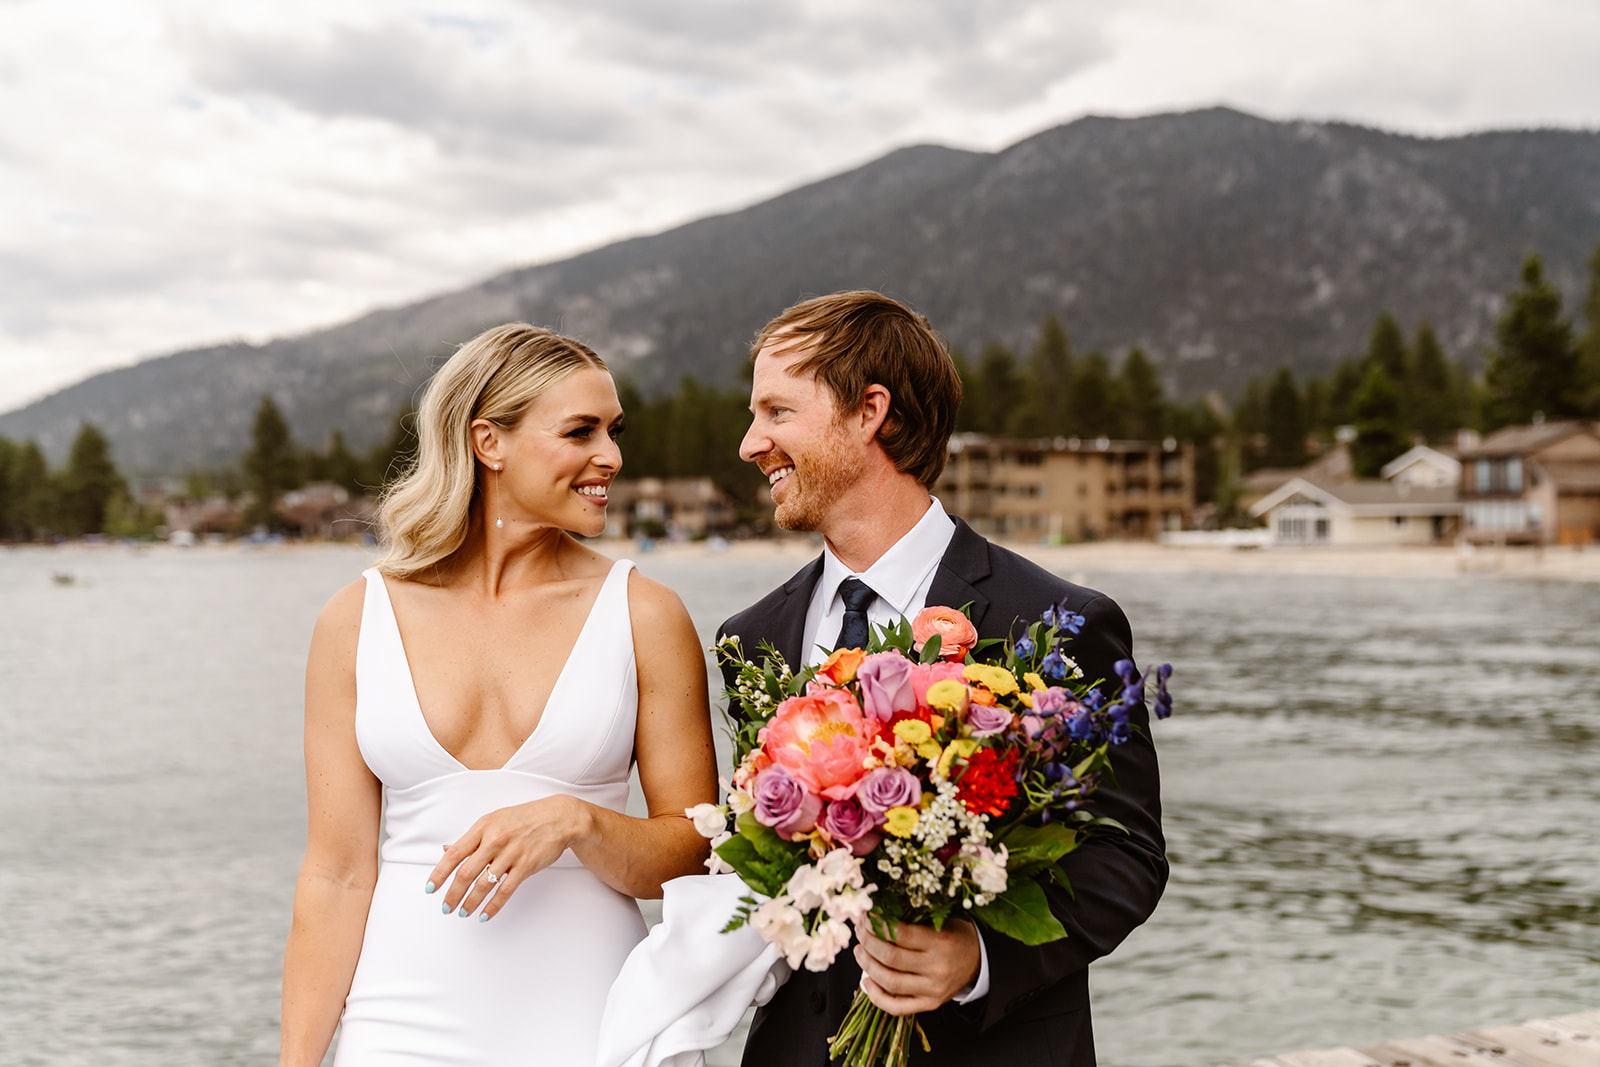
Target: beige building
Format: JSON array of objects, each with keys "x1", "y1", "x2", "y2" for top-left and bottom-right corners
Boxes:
[
  {"x1": 1458, "y1": 421, "x2": 1600, "y2": 545},
  {"x1": 934, "y1": 434, "x2": 1196, "y2": 541},
  {"x1": 605, "y1": 477, "x2": 737, "y2": 539},
  {"x1": 1250, "y1": 477, "x2": 1460, "y2": 546}
]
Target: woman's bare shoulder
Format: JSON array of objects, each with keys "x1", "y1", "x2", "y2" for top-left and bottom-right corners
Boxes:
[
  {"x1": 624, "y1": 567, "x2": 691, "y2": 627},
  {"x1": 312, "y1": 576, "x2": 368, "y2": 646}
]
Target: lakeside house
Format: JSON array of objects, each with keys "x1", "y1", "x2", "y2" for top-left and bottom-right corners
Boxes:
[
  {"x1": 934, "y1": 433, "x2": 1196, "y2": 541},
  {"x1": 1249, "y1": 475, "x2": 1460, "y2": 546},
  {"x1": 1458, "y1": 420, "x2": 1600, "y2": 545},
  {"x1": 603, "y1": 477, "x2": 738, "y2": 540}
]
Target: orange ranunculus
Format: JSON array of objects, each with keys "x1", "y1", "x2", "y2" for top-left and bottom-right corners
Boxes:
[
  {"x1": 911, "y1": 606, "x2": 978, "y2": 661},
  {"x1": 816, "y1": 646, "x2": 867, "y2": 685},
  {"x1": 762, "y1": 688, "x2": 875, "y2": 800}
]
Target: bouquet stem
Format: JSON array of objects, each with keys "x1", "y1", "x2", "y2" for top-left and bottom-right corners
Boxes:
[{"x1": 827, "y1": 990, "x2": 930, "y2": 1067}]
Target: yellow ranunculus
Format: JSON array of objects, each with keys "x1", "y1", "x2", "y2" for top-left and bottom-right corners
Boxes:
[
  {"x1": 963, "y1": 664, "x2": 1019, "y2": 697},
  {"x1": 936, "y1": 738, "x2": 979, "y2": 778},
  {"x1": 893, "y1": 719, "x2": 932, "y2": 745},
  {"x1": 883, "y1": 806, "x2": 920, "y2": 837}
]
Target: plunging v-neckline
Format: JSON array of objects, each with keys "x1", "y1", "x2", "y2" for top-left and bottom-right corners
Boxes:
[{"x1": 375, "y1": 561, "x2": 625, "y2": 773}]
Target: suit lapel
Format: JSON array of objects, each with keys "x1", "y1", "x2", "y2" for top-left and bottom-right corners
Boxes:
[
  {"x1": 767, "y1": 556, "x2": 823, "y2": 667},
  {"x1": 926, "y1": 518, "x2": 993, "y2": 634}
]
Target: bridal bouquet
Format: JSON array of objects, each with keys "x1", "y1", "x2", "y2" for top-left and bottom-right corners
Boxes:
[{"x1": 687, "y1": 602, "x2": 1172, "y2": 1067}]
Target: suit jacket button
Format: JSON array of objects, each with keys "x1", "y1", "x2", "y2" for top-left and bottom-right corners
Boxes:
[{"x1": 811, "y1": 990, "x2": 827, "y2": 1013}]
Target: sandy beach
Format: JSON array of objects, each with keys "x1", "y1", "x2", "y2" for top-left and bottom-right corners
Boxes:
[{"x1": 624, "y1": 536, "x2": 1600, "y2": 583}]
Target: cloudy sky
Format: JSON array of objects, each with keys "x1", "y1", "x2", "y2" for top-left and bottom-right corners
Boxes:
[{"x1": 3, "y1": 0, "x2": 1599, "y2": 414}]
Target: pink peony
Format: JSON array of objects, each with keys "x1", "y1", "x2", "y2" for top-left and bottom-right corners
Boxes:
[{"x1": 763, "y1": 688, "x2": 875, "y2": 800}]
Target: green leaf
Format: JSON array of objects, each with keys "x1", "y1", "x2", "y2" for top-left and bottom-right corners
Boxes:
[
  {"x1": 998, "y1": 823, "x2": 1082, "y2": 876},
  {"x1": 919, "y1": 634, "x2": 943, "y2": 663},
  {"x1": 973, "y1": 879, "x2": 1069, "y2": 945}
]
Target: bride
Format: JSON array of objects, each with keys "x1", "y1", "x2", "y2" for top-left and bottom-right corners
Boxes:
[{"x1": 279, "y1": 323, "x2": 717, "y2": 1066}]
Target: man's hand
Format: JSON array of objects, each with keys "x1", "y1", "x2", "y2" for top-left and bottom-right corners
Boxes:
[{"x1": 853, "y1": 920, "x2": 982, "y2": 1016}]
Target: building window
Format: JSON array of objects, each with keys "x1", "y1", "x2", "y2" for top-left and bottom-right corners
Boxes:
[
  {"x1": 1476, "y1": 458, "x2": 1492, "y2": 492},
  {"x1": 1505, "y1": 457, "x2": 1522, "y2": 493}
]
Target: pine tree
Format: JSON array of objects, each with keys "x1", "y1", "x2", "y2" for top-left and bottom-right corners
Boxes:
[
  {"x1": 1232, "y1": 376, "x2": 1268, "y2": 470},
  {"x1": 62, "y1": 423, "x2": 125, "y2": 535},
  {"x1": 0, "y1": 437, "x2": 16, "y2": 540},
  {"x1": 1482, "y1": 254, "x2": 1584, "y2": 428},
  {"x1": 1116, "y1": 347, "x2": 1167, "y2": 441},
  {"x1": 243, "y1": 395, "x2": 301, "y2": 528},
  {"x1": 1262, "y1": 367, "x2": 1308, "y2": 468},
  {"x1": 951, "y1": 348, "x2": 982, "y2": 433},
  {"x1": 1013, "y1": 316, "x2": 1074, "y2": 436},
  {"x1": 1579, "y1": 240, "x2": 1600, "y2": 416},
  {"x1": 1326, "y1": 357, "x2": 1364, "y2": 429},
  {"x1": 974, "y1": 341, "x2": 1022, "y2": 435},
  {"x1": 12, "y1": 441, "x2": 53, "y2": 539},
  {"x1": 367, "y1": 404, "x2": 419, "y2": 489},
  {"x1": 314, "y1": 429, "x2": 365, "y2": 494},
  {"x1": 1363, "y1": 312, "x2": 1410, "y2": 429},
  {"x1": 1068, "y1": 352, "x2": 1119, "y2": 438},
  {"x1": 1351, "y1": 363, "x2": 1409, "y2": 477},
  {"x1": 1408, "y1": 321, "x2": 1459, "y2": 443}
]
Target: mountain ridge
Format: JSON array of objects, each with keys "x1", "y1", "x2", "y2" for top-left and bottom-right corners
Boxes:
[{"x1": 5, "y1": 106, "x2": 1598, "y2": 473}]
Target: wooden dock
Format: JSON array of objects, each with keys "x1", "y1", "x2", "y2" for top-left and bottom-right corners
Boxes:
[{"x1": 1221, "y1": 1010, "x2": 1600, "y2": 1067}]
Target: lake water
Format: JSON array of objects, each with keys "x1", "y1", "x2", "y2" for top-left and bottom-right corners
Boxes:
[{"x1": 1, "y1": 543, "x2": 1596, "y2": 1067}]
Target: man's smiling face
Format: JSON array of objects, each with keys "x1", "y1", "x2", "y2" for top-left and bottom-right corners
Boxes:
[{"x1": 739, "y1": 335, "x2": 862, "y2": 534}]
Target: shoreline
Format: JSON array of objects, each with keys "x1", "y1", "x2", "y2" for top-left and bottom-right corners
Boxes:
[{"x1": 11, "y1": 536, "x2": 1598, "y2": 583}]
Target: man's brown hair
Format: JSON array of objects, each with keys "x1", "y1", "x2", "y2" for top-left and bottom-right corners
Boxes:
[{"x1": 751, "y1": 291, "x2": 963, "y2": 487}]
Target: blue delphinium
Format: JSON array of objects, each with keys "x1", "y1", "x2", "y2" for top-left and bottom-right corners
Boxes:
[
  {"x1": 1042, "y1": 602, "x2": 1087, "y2": 635},
  {"x1": 1014, "y1": 634, "x2": 1036, "y2": 659},
  {"x1": 1152, "y1": 663, "x2": 1174, "y2": 719}
]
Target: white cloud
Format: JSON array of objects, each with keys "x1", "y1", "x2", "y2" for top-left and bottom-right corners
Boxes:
[{"x1": 1, "y1": 0, "x2": 1597, "y2": 414}]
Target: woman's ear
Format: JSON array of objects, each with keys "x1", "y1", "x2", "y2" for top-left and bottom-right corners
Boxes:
[{"x1": 469, "y1": 419, "x2": 502, "y2": 468}]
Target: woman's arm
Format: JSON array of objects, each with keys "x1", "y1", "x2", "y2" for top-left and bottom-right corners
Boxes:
[
  {"x1": 431, "y1": 570, "x2": 717, "y2": 916},
  {"x1": 280, "y1": 580, "x2": 382, "y2": 1067}
]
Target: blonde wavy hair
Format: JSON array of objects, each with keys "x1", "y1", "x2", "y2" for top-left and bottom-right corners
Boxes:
[{"x1": 374, "y1": 323, "x2": 607, "y2": 578}]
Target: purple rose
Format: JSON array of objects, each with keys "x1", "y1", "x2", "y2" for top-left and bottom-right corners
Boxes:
[
  {"x1": 822, "y1": 797, "x2": 881, "y2": 855},
  {"x1": 856, "y1": 766, "x2": 921, "y2": 815},
  {"x1": 1031, "y1": 687, "x2": 1075, "y2": 717},
  {"x1": 855, "y1": 652, "x2": 917, "y2": 723},
  {"x1": 965, "y1": 704, "x2": 1012, "y2": 737},
  {"x1": 751, "y1": 765, "x2": 822, "y2": 840}
]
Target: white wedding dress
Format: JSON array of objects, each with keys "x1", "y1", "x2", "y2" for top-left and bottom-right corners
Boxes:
[{"x1": 334, "y1": 560, "x2": 647, "y2": 1066}]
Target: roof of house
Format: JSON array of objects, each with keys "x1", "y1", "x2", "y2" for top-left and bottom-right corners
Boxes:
[
  {"x1": 1381, "y1": 444, "x2": 1461, "y2": 479},
  {"x1": 1459, "y1": 420, "x2": 1598, "y2": 457},
  {"x1": 1249, "y1": 476, "x2": 1459, "y2": 518}
]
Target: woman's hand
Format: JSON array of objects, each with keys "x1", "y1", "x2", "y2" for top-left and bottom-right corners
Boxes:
[{"x1": 426, "y1": 794, "x2": 595, "y2": 921}]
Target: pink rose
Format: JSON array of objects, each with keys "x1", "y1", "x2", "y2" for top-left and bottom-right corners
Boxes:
[
  {"x1": 911, "y1": 606, "x2": 978, "y2": 661},
  {"x1": 855, "y1": 652, "x2": 917, "y2": 723},
  {"x1": 751, "y1": 765, "x2": 822, "y2": 840},
  {"x1": 821, "y1": 797, "x2": 882, "y2": 856},
  {"x1": 965, "y1": 703, "x2": 1012, "y2": 737}
]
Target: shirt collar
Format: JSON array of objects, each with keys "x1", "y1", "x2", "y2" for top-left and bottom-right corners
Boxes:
[{"x1": 819, "y1": 496, "x2": 957, "y2": 617}]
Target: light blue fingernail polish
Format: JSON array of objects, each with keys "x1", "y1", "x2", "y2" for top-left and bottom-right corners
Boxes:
[
  {"x1": 424, "y1": 881, "x2": 436, "y2": 894},
  {"x1": 478, "y1": 913, "x2": 489, "y2": 923},
  {"x1": 441, "y1": 902, "x2": 452, "y2": 914},
  {"x1": 457, "y1": 907, "x2": 469, "y2": 918}
]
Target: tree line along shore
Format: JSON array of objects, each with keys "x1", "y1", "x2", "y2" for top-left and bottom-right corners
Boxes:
[{"x1": 1, "y1": 244, "x2": 1597, "y2": 544}]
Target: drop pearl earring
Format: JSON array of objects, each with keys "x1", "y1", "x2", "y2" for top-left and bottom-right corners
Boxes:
[{"x1": 493, "y1": 463, "x2": 504, "y2": 529}]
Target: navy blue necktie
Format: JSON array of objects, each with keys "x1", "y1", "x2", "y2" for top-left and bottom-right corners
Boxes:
[{"x1": 834, "y1": 577, "x2": 876, "y2": 650}]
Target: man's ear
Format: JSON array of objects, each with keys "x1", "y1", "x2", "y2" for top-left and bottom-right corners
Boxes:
[{"x1": 855, "y1": 383, "x2": 892, "y2": 442}]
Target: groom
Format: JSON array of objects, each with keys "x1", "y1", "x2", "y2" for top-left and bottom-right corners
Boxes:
[{"x1": 717, "y1": 291, "x2": 1167, "y2": 1066}]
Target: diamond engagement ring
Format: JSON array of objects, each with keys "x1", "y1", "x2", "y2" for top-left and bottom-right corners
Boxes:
[{"x1": 483, "y1": 869, "x2": 501, "y2": 885}]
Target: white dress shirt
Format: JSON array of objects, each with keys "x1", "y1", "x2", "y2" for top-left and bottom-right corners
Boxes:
[{"x1": 799, "y1": 495, "x2": 991, "y2": 1004}]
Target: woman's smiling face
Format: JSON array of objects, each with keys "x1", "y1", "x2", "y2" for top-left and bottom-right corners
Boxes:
[{"x1": 491, "y1": 367, "x2": 624, "y2": 537}]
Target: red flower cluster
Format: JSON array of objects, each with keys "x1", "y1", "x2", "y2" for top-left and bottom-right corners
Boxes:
[{"x1": 955, "y1": 747, "x2": 1019, "y2": 817}]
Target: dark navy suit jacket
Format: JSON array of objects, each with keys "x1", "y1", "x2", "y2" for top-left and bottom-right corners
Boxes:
[{"x1": 716, "y1": 519, "x2": 1167, "y2": 1067}]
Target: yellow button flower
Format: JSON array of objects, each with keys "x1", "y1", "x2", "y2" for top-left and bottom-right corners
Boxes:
[
  {"x1": 1023, "y1": 671, "x2": 1046, "y2": 693},
  {"x1": 925, "y1": 680, "x2": 970, "y2": 715},
  {"x1": 893, "y1": 719, "x2": 932, "y2": 745},
  {"x1": 963, "y1": 664, "x2": 1019, "y2": 697},
  {"x1": 936, "y1": 738, "x2": 979, "y2": 778},
  {"x1": 883, "y1": 806, "x2": 920, "y2": 837}
]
